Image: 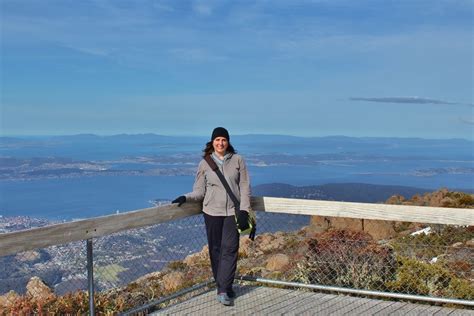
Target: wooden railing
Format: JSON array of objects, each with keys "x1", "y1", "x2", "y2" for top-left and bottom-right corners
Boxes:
[{"x1": 1, "y1": 197, "x2": 473, "y2": 257}]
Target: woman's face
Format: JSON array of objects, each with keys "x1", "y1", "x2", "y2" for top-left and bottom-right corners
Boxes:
[{"x1": 212, "y1": 137, "x2": 229, "y2": 156}]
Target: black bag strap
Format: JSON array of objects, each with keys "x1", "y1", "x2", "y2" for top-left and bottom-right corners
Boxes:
[{"x1": 204, "y1": 154, "x2": 242, "y2": 215}]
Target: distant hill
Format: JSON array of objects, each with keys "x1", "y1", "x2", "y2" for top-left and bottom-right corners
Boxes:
[
  {"x1": 252, "y1": 182, "x2": 435, "y2": 203},
  {"x1": 385, "y1": 188, "x2": 474, "y2": 208},
  {"x1": 2, "y1": 133, "x2": 472, "y2": 160}
]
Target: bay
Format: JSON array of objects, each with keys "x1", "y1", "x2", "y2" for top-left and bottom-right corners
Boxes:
[
  {"x1": 1, "y1": 159, "x2": 473, "y2": 220},
  {"x1": 0, "y1": 175, "x2": 193, "y2": 220},
  {"x1": 1, "y1": 135, "x2": 472, "y2": 220}
]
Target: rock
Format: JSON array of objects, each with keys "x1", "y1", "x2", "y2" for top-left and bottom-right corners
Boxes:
[
  {"x1": 271, "y1": 237, "x2": 286, "y2": 251},
  {"x1": 266, "y1": 254, "x2": 290, "y2": 272},
  {"x1": 273, "y1": 231, "x2": 285, "y2": 239},
  {"x1": 309, "y1": 216, "x2": 331, "y2": 233},
  {"x1": 162, "y1": 271, "x2": 185, "y2": 292},
  {"x1": 256, "y1": 234, "x2": 273, "y2": 247},
  {"x1": 295, "y1": 241, "x2": 309, "y2": 258},
  {"x1": 440, "y1": 197, "x2": 455, "y2": 207},
  {"x1": 329, "y1": 217, "x2": 363, "y2": 231},
  {"x1": 363, "y1": 219, "x2": 397, "y2": 240},
  {"x1": 239, "y1": 236, "x2": 252, "y2": 257},
  {"x1": 427, "y1": 188, "x2": 449, "y2": 207},
  {"x1": 410, "y1": 194, "x2": 424, "y2": 206},
  {"x1": 0, "y1": 290, "x2": 19, "y2": 308},
  {"x1": 312, "y1": 215, "x2": 404, "y2": 240},
  {"x1": 183, "y1": 245, "x2": 209, "y2": 266},
  {"x1": 259, "y1": 234, "x2": 285, "y2": 252},
  {"x1": 26, "y1": 276, "x2": 54, "y2": 302},
  {"x1": 385, "y1": 195, "x2": 405, "y2": 205},
  {"x1": 466, "y1": 239, "x2": 474, "y2": 247},
  {"x1": 311, "y1": 216, "x2": 398, "y2": 239},
  {"x1": 451, "y1": 242, "x2": 464, "y2": 248},
  {"x1": 302, "y1": 224, "x2": 324, "y2": 238}
]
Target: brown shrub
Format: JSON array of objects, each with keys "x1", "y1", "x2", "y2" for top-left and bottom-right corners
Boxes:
[{"x1": 291, "y1": 230, "x2": 396, "y2": 290}]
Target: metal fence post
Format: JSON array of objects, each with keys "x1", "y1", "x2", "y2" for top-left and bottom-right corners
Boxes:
[{"x1": 87, "y1": 238, "x2": 95, "y2": 316}]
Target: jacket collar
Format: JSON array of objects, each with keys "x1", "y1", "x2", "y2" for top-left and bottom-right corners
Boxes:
[{"x1": 211, "y1": 152, "x2": 233, "y2": 165}]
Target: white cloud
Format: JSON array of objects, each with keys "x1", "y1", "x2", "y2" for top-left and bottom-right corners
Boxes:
[
  {"x1": 460, "y1": 117, "x2": 474, "y2": 125},
  {"x1": 193, "y1": 3, "x2": 213, "y2": 16},
  {"x1": 2, "y1": 1, "x2": 471, "y2": 67},
  {"x1": 168, "y1": 47, "x2": 229, "y2": 63}
]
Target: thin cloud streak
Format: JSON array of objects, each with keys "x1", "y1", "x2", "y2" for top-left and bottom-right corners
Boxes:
[
  {"x1": 459, "y1": 118, "x2": 474, "y2": 125},
  {"x1": 349, "y1": 97, "x2": 472, "y2": 106}
]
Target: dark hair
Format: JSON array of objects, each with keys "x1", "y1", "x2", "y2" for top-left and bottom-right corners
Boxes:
[{"x1": 202, "y1": 141, "x2": 236, "y2": 158}]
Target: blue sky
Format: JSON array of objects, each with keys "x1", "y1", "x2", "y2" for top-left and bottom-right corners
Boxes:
[{"x1": 1, "y1": 0, "x2": 473, "y2": 139}]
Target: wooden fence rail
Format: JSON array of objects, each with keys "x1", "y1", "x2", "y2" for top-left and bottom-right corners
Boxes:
[{"x1": 1, "y1": 197, "x2": 473, "y2": 257}]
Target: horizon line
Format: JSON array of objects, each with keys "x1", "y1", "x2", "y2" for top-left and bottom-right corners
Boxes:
[{"x1": 0, "y1": 132, "x2": 472, "y2": 142}]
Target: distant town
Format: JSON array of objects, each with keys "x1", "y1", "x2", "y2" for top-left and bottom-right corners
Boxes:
[
  {"x1": 1, "y1": 155, "x2": 472, "y2": 181},
  {"x1": 0, "y1": 215, "x2": 56, "y2": 233},
  {"x1": 0, "y1": 156, "x2": 197, "y2": 181},
  {"x1": 0, "y1": 214, "x2": 207, "y2": 295}
]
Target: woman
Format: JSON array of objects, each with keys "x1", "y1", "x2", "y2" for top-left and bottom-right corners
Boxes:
[{"x1": 172, "y1": 127, "x2": 252, "y2": 306}]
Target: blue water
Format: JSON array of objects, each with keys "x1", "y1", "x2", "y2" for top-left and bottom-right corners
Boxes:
[
  {"x1": 250, "y1": 160, "x2": 474, "y2": 189},
  {"x1": 1, "y1": 135, "x2": 472, "y2": 220},
  {"x1": 0, "y1": 175, "x2": 193, "y2": 220},
  {"x1": 1, "y1": 159, "x2": 472, "y2": 220}
]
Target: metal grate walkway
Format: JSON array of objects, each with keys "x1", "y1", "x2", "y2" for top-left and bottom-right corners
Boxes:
[{"x1": 152, "y1": 285, "x2": 473, "y2": 315}]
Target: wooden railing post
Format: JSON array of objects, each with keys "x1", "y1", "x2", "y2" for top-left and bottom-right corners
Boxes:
[{"x1": 86, "y1": 239, "x2": 95, "y2": 316}]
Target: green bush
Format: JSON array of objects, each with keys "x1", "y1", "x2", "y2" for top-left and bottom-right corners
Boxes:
[
  {"x1": 390, "y1": 226, "x2": 474, "y2": 262},
  {"x1": 167, "y1": 260, "x2": 187, "y2": 271},
  {"x1": 386, "y1": 256, "x2": 474, "y2": 300}
]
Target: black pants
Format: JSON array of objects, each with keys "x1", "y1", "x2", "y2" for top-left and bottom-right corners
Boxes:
[{"x1": 203, "y1": 213, "x2": 239, "y2": 294}]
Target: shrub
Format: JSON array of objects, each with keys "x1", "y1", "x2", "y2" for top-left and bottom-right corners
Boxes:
[
  {"x1": 446, "y1": 192, "x2": 474, "y2": 207},
  {"x1": 387, "y1": 256, "x2": 474, "y2": 300},
  {"x1": 390, "y1": 226, "x2": 474, "y2": 268},
  {"x1": 167, "y1": 260, "x2": 187, "y2": 271},
  {"x1": 291, "y1": 230, "x2": 396, "y2": 291}
]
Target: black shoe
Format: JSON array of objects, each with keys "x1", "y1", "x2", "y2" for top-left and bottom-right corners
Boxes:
[{"x1": 227, "y1": 289, "x2": 236, "y2": 299}]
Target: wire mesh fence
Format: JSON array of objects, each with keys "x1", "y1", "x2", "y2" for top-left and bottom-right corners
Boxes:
[
  {"x1": 0, "y1": 240, "x2": 89, "y2": 314},
  {"x1": 0, "y1": 210, "x2": 473, "y2": 314},
  {"x1": 237, "y1": 214, "x2": 474, "y2": 303},
  {"x1": 0, "y1": 214, "x2": 211, "y2": 314}
]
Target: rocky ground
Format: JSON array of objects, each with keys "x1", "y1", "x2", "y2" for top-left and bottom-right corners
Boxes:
[{"x1": 1, "y1": 189, "x2": 473, "y2": 314}]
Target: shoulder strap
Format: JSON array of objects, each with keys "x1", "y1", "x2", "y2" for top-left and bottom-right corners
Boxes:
[{"x1": 204, "y1": 155, "x2": 241, "y2": 212}]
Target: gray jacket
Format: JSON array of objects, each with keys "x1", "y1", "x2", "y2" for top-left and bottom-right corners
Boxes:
[{"x1": 185, "y1": 153, "x2": 251, "y2": 216}]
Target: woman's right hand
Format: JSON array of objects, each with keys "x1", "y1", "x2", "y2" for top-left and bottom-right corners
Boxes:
[{"x1": 172, "y1": 196, "x2": 186, "y2": 206}]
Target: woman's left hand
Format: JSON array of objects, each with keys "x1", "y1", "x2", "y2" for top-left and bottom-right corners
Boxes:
[{"x1": 237, "y1": 211, "x2": 250, "y2": 231}]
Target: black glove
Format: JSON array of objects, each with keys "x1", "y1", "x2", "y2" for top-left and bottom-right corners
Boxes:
[
  {"x1": 172, "y1": 196, "x2": 186, "y2": 206},
  {"x1": 237, "y1": 210, "x2": 250, "y2": 231}
]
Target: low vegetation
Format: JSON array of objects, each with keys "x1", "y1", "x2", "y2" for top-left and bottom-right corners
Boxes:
[{"x1": 1, "y1": 189, "x2": 472, "y2": 314}]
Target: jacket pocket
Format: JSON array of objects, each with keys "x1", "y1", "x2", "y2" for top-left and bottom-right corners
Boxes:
[{"x1": 204, "y1": 186, "x2": 216, "y2": 206}]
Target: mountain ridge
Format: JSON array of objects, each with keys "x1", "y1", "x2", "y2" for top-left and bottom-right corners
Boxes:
[
  {"x1": 252, "y1": 182, "x2": 474, "y2": 203},
  {"x1": 1, "y1": 134, "x2": 472, "y2": 142}
]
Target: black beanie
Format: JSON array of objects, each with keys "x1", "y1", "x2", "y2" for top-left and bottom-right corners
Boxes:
[{"x1": 211, "y1": 127, "x2": 230, "y2": 141}]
